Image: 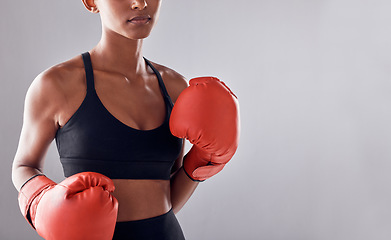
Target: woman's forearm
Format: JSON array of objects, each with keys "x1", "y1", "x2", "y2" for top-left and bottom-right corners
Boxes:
[
  {"x1": 170, "y1": 167, "x2": 199, "y2": 214},
  {"x1": 12, "y1": 164, "x2": 43, "y2": 191}
]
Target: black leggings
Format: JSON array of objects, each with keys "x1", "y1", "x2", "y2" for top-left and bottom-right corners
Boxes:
[{"x1": 112, "y1": 209, "x2": 185, "y2": 240}]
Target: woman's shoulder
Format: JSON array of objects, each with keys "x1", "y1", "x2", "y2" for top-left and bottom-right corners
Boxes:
[
  {"x1": 148, "y1": 61, "x2": 188, "y2": 103},
  {"x1": 36, "y1": 55, "x2": 85, "y2": 87},
  {"x1": 26, "y1": 55, "x2": 86, "y2": 118},
  {"x1": 30, "y1": 55, "x2": 85, "y2": 96}
]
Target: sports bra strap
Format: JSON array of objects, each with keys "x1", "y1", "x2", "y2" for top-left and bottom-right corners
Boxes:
[
  {"x1": 81, "y1": 52, "x2": 95, "y2": 93},
  {"x1": 144, "y1": 58, "x2": 174, "y2": 109}
]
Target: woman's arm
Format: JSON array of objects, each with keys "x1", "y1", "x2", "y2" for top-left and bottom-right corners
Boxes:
[
  {"x1": 155, "y1": 63, "x2": 199, "y2": 213},
  {"x1": 162, "y1": 67, "x2": 199, "y2": 214},
  {"x1": 12, "y1": 70, "x2": 64, "y2": 190},
  {"x1": 170, "y1": 146, "x2": 199, "y2": 214}
]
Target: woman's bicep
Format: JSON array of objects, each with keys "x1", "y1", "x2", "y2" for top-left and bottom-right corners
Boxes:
[{"x1": 12, "y1": 74, "x2": 61, "y2": 189}]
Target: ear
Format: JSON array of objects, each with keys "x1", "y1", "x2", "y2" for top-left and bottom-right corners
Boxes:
[{"x1": 82, "y1": 0, "x2": 100, "y2": 13}]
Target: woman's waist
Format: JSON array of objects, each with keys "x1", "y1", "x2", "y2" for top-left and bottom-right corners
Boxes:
[{"x1": 112, "y1": 179, "x2": 171, "y2": 222}]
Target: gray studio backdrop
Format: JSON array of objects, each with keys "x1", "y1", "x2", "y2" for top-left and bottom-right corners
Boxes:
[{"x1": 1, "y1": 0, "x2": 391, "y2": 239}]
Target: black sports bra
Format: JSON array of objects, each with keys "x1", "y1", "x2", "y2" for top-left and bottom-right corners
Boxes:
[{"x1": 55, "y1": 52, "x2": 183, "y2": 180}]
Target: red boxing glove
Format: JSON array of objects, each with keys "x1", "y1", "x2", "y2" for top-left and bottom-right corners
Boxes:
[
  {"x1": 170, "y1": 77, "x2": 240, "y2": 181},
  {"x1": 18, "y1": 172, "x2": 118, "y2": 240}
]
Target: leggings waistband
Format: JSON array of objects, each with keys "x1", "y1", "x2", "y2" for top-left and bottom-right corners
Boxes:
[{"x1": 113, "y1": 209, "x2": 185, "y2": 240}]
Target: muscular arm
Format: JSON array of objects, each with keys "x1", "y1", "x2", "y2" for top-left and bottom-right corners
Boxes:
[
  {"x1": 12, "y1": 70, "x2": 64, "y2": 191},
  {"x1": 170, "y1": 143, "x2": 199, "y2": 214}
]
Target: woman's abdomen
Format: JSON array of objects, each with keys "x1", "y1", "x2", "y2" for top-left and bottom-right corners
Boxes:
[{"x1": 112, "y1": 179, "x2": 171, "y2": 222}]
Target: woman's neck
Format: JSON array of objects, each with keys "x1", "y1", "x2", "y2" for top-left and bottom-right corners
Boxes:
[{"x1": 90, "y1": 28, "x2": 147, "y2": 77}]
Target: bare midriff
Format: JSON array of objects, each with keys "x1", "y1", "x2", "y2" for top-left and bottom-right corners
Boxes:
[{"x1": 112, "y1": 179, "x2": 171, "y2": 222}]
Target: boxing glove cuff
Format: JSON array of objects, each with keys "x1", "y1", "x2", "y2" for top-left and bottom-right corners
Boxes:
[
  {"x1": 183, "y1": 146, "x2": 226, "y2": 182},
  {"x1": 18, "y1": 174, "x2": 56, "y2": 229}
]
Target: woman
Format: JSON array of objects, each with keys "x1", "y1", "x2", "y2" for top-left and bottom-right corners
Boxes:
[{"x1": 12, "y1": 0, "x2": 239, "y2": 239}]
